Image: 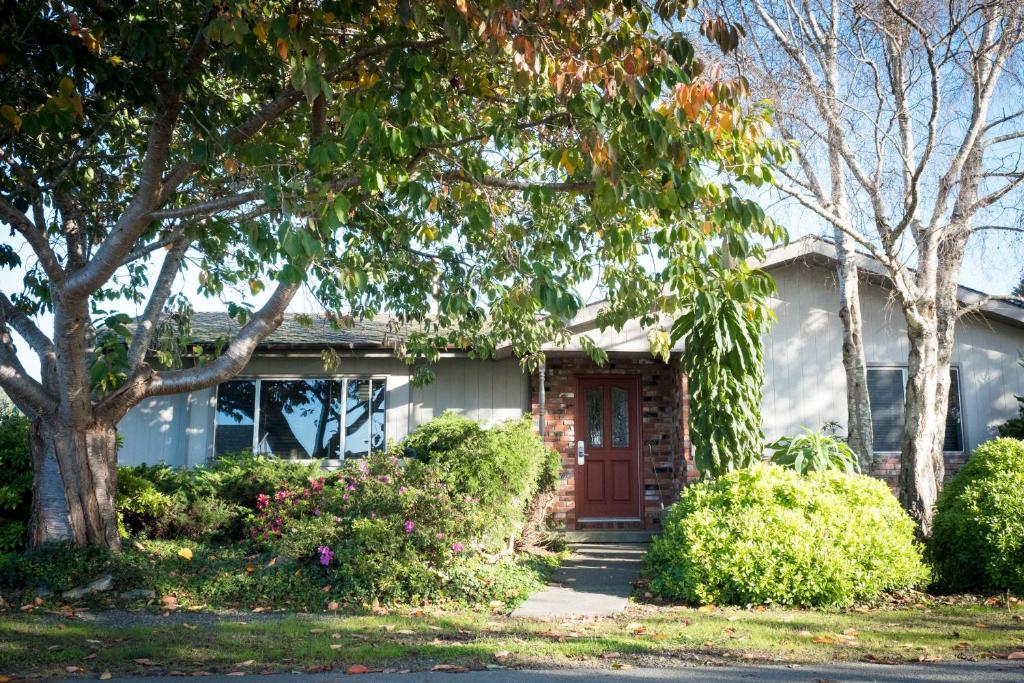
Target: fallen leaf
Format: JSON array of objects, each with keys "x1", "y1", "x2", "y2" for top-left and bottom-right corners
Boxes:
[
  {"x1": 331, "y1": 644, "x2": 344, "y2": 650},
  {"x1": 235, "y1": 660, "x2": 254, "y2": 667},
  {"x1": 99, "y1": 671, "x2": 112, "y2": 680},
  {"x1": 225, "y1": 672, "x2": 245, "y2": 677},
  {"x1": 177, "y1": 548, "x2": 193, "y2": 561},
  {"x1": 1008, "y1": 652, "x2": 1024, "y2": 660},
  {"x1": 812, "y1": 635, "x2": 836, "y2": 644},
  {"x1": 494, "y1": 651, "x2": 512, "y2": 661},
  {"x1": 918, "y1": 655, "x2": 943, "y2": 662},
  {"x1": 66, "y1": 666, "x2": 85, "y2": 674},
  {"x1": 697, "y1": 605, "x2": 716, "y2": 614},
  {"x1": 160, "y1": 596, "x2": 178, "y2": 607},
  {"x1": 431, "y1": 664, "x2": 469, "y2": 673},
  {"x1": 133, "y1": 658, "x2": 158, "y2": 666},
  {"x1": 327, "y1": 601, "x2": 339, "y2": 611},
  {"x1": 610, "y1": 662, "x2": 631, "y2": 669},
  {"x1": 245, "y1": 563, "x2": 256, "y2": 574},
  {"x1": 345, "y1": 664, "x2": 370, "y2": 674},
  {"x1": 974, "y1": 622, "x2": 989, "y2": 629},
  {"x1": 600, "y1": 652, "x2": 622, "y2": 659},
  {"x1": 84, "y1": 654, "x2": 97, "y2": 660},
  {"x1": 309, "y1": 629, "x2": 325, "y2": 634}
]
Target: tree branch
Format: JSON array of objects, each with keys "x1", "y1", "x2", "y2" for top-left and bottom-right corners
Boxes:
[
  {"x1": 957, "y1": 294, "x2": 1024, "y2": 319},
  {"x1": 0, "y1": 308, "x2": 56, "y2": 418},
  {"x1": 0, "y1": 292, "x2": 57, "y2": 385},
  {"x1": 438, "y1": 170, "x2": 594, "y2": 192},
  {"x1": 126, "y1": 239, "x2": 189, "y2": 371},
  {"x1": 0, "y1": 196, "x2": 64, "y2": 281}
]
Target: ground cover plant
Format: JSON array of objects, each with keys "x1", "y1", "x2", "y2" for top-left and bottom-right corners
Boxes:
[
  {"x1": 930, "y1": 438, "x2": 1024, "y2": 594},
  {"x1": 2, "y1": 598, "x2": 1023, "y2": 678},
  {"x1": 646, "y1": 464, "x2": 929, "y2": 607}
]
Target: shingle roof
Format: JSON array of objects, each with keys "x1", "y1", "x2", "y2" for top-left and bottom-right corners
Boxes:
[{"x1": 185, "y1": 312, "x2": 408, "y2": 349}]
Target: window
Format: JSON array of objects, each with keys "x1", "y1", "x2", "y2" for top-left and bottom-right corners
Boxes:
[
  {"x1": 866, "y1": 366, "x2": 964, "y2": 452},
  {"x1": 214, "y1": 377, "x2": 386, "y2": 460}
]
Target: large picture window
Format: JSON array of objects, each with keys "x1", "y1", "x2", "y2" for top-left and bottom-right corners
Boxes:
[
  {"x1": 214, "y1": 378, "x2": 386, "y2": 460},
  {"x1": 866, "y1": 366, "x2": 964, "y2": 453}
]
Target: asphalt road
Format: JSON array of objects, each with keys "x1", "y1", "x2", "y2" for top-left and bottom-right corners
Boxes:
[{"x1": 62, "y1": 661, "x2": 1024, "y2": 682}]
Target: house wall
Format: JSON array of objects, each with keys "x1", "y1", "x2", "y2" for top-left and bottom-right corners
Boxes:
[
  {"x1": 530, "y1": 354, "x2": 689, "y2": 530},
  {"x1": 117, "y1": 354, "x2": 528, "y2": 467},
  {"x1": 764, "y1": 261, "x2": 1024, "y2": 481}
]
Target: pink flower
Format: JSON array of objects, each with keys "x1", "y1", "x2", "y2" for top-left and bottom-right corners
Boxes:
[
  {"x1": 436, "y1": 532, "x2": 446, "y2": 539},
  {"x1": 347, "y1": 483, "x2": 357, "y2": 491},
  {"x1": 399, "y1": 486, "x2": 407, "y2": 494},
  {"x1": 256, "y1": 493, "x2": 270, "y2": 510},
  {"x1": 318, "y1": 545, "x2": 334, "y2": 566},
  {"x1": 276, "y1": 490, "x2": 290, "y2": 502},
  {"x1": 451, "y1": 543, "x2": 464, "y2": 553},
  {"x1": 404, "y1": 520, "x2": 415, "y2": 534}
]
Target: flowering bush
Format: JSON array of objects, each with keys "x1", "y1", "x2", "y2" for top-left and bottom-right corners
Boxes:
[{"x1": 249, "y1": 453, "x2": 488, "y2": 603}]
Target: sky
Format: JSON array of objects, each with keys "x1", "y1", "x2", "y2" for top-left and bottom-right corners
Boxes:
[{"x1": 3, "y1": 196, "x2": 1022, "y2": 382}]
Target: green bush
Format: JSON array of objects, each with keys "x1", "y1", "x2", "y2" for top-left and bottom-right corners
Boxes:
[
  {"x1": 118, "y1": 451, "x2": 320, "y2": 540},
  {"x1": 0, "y1": 404, "x2": 31, "y2": 551},
  {"x1": 767, "y1": 428, "x2": 860, "y2": 474},
  {"x1": 930, "y1": 438, "x2": 1024, "y2": 593},
  {"x1": 646, "y1": 464, "x2": 928, "y2": 607},
  {"x1": 401, "y1": 413, "x2": 561, "y2": 549}
]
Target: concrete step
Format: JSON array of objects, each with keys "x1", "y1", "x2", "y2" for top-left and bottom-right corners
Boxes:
[{"x1": 560, "y1": 529, "x2": 657, "y2": 544}]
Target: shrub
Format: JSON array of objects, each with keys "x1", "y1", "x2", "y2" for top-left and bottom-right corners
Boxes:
[
  {"x1": 249, "y1": 453, "x2": 485, "y2": 603},
  {"x1": 646, "y1": 464, "x2": 928, "y2": 607},
  {"x1": 930, "y1": 438, "x2": 1024, "y2": 593},
  {"x1": 116, "y1": 469, "x2": 174, "y2": 538},
  {"x1": 118, "y1": 452, "x2": 321, "y2": 540},
  {"x1": 767, "y1": 428, "x2": 860, "y2": 474},
  {"x1": 401, "y1": 413, "x2": 560, "y2": 549},
  {"x1": 0, "y1": 404, "x2": 31, "y2": 551}
]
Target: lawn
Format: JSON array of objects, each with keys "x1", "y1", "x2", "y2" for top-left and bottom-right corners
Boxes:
[{"x1": 2, "y1": 599, "x2": 1023, "y2": 677}]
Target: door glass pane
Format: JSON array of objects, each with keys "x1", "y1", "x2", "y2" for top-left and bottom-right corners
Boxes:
[
  {"x1": 258, "y1": 379, "x2": 339, "y2": 459},
  {"x1": 611, "y1": 386, "x2": 629, "y2": 447},
  {"x1": 370, "y1": 379, "x2": 386, "y2": 452},
  {"x1": 214, "y1": 380, "x2": 256, "y2": 456},
  {"x1": 345, "y1": 379, "x2": 371, "y2": 458},
  {"x1": 586, "y1": 387, "x2": 603, "y2": 447}
]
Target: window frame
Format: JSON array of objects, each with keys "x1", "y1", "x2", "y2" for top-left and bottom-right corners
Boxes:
[
  {"x1": 866, "y1": 363, "x2": 965, "y2": 455},
  {"x1": 213, "y1": 374, "x2": 387, "y2": 465}
]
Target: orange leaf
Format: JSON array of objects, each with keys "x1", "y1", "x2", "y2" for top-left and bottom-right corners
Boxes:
[
  {"x1": 276, "y1": 39, "x2": 289, "y2": 61},
  {"x1": 345, "y1": 664, "x2": 370, "y2": 674}
]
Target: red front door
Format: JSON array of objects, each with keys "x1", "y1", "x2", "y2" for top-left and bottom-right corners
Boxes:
[{"x1": 575, "y1": 376, "x2": 641, "y2": 521}]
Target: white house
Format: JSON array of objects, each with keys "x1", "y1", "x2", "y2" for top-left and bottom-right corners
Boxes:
[{"x1": 118, "y1": 235, "x2": 1024, "y2": 531}]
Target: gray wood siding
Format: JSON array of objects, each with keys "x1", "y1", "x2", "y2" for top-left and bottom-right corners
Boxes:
[
  {"x1": 116, "y1": 354, "x2": 529, "y2": 466},
  {"x1": 764, "y1": 262, "x2": 1024, "y2": 452}
]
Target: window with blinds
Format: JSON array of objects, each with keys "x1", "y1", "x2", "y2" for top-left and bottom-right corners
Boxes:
[
  {"x1": 866, "y1": 367, "x2": 964, "y2": 453},
  {"x1": 214, "y1": 377, "x2": 386, "y2": 460}
]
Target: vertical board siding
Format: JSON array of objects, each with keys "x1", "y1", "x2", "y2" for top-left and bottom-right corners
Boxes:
[
  {"x1": 764, "y1": 261, "x2": 1024, "y2": 454},
  {"x1": 117, "y1": 354, "x2": 528, "y2": 465}
]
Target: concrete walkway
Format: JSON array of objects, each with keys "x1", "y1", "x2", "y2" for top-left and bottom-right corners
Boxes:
[{"x1": 511, "y1": 544, "x2": 645, "y2": 618}]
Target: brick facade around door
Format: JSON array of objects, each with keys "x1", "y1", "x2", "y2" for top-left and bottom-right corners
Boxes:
[{"x1": 530, "y1": 354, "x2": 697, "y2": 530}]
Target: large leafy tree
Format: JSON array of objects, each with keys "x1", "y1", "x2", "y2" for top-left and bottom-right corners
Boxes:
[{"x1": 0, "y1": 0, "x2": 785, "y2": 548}]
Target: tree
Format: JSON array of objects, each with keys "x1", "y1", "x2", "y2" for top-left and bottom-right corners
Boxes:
[
  {"x1": 724, "y1": 0, "x2": 1024, "y2": 534},
  {"x1": 0, "y1": 1, "x2": 787, "y2": 548}
]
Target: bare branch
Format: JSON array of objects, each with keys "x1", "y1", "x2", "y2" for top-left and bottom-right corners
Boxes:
[
  {"x1": 958, "y1": 294, "x2": 1024, "y2": 318},
  {"x1": 126, "y1": 240, "x2": 189, "y2": 371}
]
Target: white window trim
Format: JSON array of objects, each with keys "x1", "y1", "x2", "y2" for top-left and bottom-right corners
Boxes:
[
  {"x1": 213, "y1": 375, "x2": 388, "y2": 463},
  {"x1": 867, "y1": 364, "x2": 965, "y2": 455}
]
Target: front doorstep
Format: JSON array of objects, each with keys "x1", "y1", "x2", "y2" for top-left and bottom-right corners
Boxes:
[{"x1": 561, "y1": 529, "x2": 656, "y2": 544}]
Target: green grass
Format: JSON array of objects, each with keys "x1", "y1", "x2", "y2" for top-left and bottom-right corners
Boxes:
[{"x1": 3, "y1": 599, "x2": 1023, "y2": 676}]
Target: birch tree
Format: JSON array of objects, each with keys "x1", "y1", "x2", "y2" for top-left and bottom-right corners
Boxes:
[
  {"x1": 0, "y1": 1, "x2": 786, "y2": 548},
  {"x1": 727, "y1": 0, "x2": 1024, "y2": 534}
]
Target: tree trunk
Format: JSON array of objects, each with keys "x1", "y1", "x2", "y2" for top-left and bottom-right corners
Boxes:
[
  {"x1": 28, "y1": 417, "x2": 121, "y2": 549},
  {"x1": 833, "y1": 230, "x2": 874, "y2": 470},
  {"x1": 898, "y1": 321, "x2": 951, "y2": 537}
]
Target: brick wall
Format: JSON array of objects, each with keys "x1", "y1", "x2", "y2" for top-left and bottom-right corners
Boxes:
[
  {"x1": 530, "y1": 354, "x2": 689, "y2": 530},
  {"x1": 870, "y1": 451, "x2": 968, "y2": 487}
]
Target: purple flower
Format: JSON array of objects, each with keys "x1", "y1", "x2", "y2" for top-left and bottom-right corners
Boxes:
[
  {"x1": 404, "y1": 519, "x2": 415, "y2": 534},
  {"x1": 379, "y1": 475, "x2": 390, "y2": 484},
  {"x1": 451, "y1": 543, "x2": 464, "y2": 553},
  {"x1": 313, "y1": 508, "x2": 322, "y2": 517},
  {"x1": 347, "y1": 482, "x2": 357, "y2": 491},
  {"x1": 318, "y1": 545, "x2": 334, "y2": 566}
]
